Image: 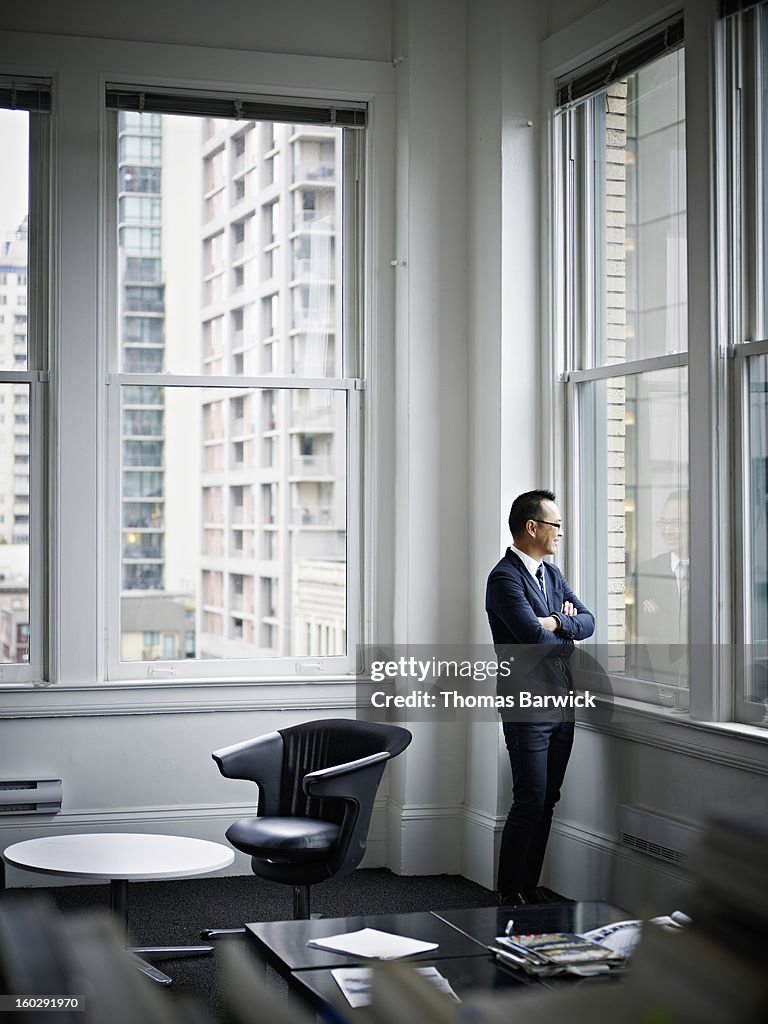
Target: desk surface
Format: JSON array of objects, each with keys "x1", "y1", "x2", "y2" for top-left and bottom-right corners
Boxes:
[
  {"x1": 250, "y1": 901, "x2": 629, "y2": 1015},
  {"x1": 245, "y1": 911, "x2": 488, "y2": 974},
  {"x1": 291, "y1": 952, "x2": 540, "y2": 1012},
  {"x1": 3, "y1": 833, "x2": 234, "y2": 881}
]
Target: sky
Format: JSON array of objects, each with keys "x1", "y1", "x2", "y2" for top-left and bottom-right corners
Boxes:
[{"x1": 0, "y1": 109, "x2": 29, "y2": 244}]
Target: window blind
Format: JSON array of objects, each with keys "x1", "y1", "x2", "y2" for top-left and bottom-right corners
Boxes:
[
  {"x1": 0, "y1": 79, "x2": 52, "y2": 114},
  {"x1": 721, "y1": 0, "x2": 767, "y2": 17},
  {"x1": 105, "y1": 86, "x2": 366, "y2": 129},
  {"x1": 555, "y1": 15, "x2": 684, "y2": 110}
]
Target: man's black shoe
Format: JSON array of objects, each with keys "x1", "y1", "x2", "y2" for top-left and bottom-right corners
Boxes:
[
  {"x1": 498, "y1": 889, "x2": 534, "y2": 906},
  {"x1": 530, "y1": 886, "x2": 575, "y2": 904}
]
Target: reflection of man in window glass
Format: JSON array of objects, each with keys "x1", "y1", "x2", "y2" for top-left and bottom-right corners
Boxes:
[{"x1": 633, "y1": 490, "x2": 689, "y2": 684}]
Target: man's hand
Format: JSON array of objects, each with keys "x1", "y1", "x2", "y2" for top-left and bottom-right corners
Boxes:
[
  {"x1": 561, "y1": 601, "x2": 577, "y2": 617},
  {"x1": 537, "y1": 615, "x2": 560, "y2": 632}
]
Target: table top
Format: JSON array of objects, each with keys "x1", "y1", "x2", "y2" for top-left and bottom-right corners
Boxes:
[
  {"x1": 245, "y1": 910, "x2": 489, "y2": 974},
  {"x1": 269, "y1": 902, "x2": 629, "y2": 1015},
  {"x1": 2, "y1": 833, "x2": 235, "y2": 881}
]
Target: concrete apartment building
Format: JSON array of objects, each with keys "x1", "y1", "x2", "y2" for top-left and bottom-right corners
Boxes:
[{"x1": 116, "y1": 113, "x2": 347, "y2": 663}]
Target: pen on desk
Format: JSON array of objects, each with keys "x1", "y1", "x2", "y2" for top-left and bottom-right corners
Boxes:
[{"x1": 489, "y1": 945, "x2": 529, "y2": 967}]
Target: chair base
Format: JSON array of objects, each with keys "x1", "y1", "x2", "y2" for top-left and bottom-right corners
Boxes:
[
  {"x1": 293, "y1": 884, "x2": 310, "y2": 920},
  {"x1": 200, "y1": 927, "x2": 247, "y2": 939},
  {"x1": 128, "y1": 944, "x2": 214, "y2": 985},
  {"x1": 201, "y1": 883, "x2": 313, "y2": 939}
]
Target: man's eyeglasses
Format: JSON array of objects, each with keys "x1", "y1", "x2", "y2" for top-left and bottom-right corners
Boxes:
[{"x1": 532, "y1": 519, "x2": 562, "y2": 530}]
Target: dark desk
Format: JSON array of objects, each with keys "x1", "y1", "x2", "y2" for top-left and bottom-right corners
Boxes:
[
  {"x1": 245, "y1": 911, "x2": 487, "y2": 977},
  {"x1": 245, "y1": 901, "x2": 630, "y2": 1016}
]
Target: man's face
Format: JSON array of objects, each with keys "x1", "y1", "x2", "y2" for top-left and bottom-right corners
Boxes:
[
  {"x1": 658, "y1": 498, "x2": 689, "y2": 557},
  {"x1": 532, "y1": 500, "x2": 562, "y2": 558}
]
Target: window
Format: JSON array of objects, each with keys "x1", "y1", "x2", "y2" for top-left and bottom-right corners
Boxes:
[
  {"x1": 0, "y1": 82, "x2": 49, "y2": 681},
  {"x1": 107, "y1": 92, "x2": 364, "y2": 679},
  {"x1": 725, "y1": 2, "x2": 768, "y2": 724},
  {"x1": 556, "y1": 24, "x2": 689, "y2": 706}
]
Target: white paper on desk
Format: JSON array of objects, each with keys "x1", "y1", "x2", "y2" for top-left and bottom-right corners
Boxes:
[
  {"x1": 306, "y1": 927, "x2": 438, "y2": 959},
  {"x1": 331, "y1": 966, "x2": 460, "y2": 1008}
]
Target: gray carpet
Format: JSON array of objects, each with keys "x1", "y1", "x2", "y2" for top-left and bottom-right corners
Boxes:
[{"x1": 40, "y1": 868, "x2": 497, "y2": 1020}]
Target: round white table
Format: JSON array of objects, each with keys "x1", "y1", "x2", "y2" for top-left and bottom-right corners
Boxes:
[{"x1": 3, "y1": 833, "x2": 235, "y2": 985}]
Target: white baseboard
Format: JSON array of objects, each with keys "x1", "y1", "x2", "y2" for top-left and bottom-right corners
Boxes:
[{"x1": 385, "y1": 800, "x2": 464, "y2": 875}]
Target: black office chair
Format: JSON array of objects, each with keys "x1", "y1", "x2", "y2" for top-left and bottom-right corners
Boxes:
[{"x1": 201, "y1": 718, "x2": 411, "y2": 933}]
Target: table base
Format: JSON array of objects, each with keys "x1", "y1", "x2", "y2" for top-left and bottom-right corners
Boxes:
[{"x1": 110, "y1": 878, "x2": 214, "y2": 985}]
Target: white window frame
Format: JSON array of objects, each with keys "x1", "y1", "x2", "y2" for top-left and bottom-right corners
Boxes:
[
  {"x1": 0, "y1": 91, "x2": 49, "y2": 684},
  {"x1": 554, "y1": 38, "x2": 691, "y2": 709},
  {"x1": 0, "y1": 35, "x2": 394, "y2": 702},
  {"x1": 725, "y1": 3, "x2": 768, "y2": 725},
  {"x1": 103, "y1": 100, "x2": 365, "y2": 682}
]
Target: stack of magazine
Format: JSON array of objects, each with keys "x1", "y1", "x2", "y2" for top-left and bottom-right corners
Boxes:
[{"x1": 491, "y1": 927, "x2": 630, "y2": 977}]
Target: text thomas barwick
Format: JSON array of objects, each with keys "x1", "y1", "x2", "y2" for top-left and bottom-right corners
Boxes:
[{"x1": 369, "y1": 691, "x2": 597, "y2": 709}]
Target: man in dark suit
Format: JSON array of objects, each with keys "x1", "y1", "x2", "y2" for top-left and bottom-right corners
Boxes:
[{"x1": 486, "y1": 489, "x2": 595, "y2": 906}]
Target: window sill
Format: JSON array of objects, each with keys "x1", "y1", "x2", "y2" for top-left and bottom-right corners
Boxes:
[
  {"x1": 0, "y1": 676, "x2": 362, "y2": 719},
  {"x1": 577, "y1": 695, "x2": 768, "y2": 772}
]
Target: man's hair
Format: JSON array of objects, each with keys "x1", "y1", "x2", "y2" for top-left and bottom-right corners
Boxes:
[{"x1": 508, "y1": 489, "x2": 557, "y2": 539}]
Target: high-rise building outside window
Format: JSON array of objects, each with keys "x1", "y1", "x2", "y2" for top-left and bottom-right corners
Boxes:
[
  {"x1": 107, "y1": 92, "x2": 364, "y2": 679},
  {"x1": 0, "y1": 80, "x2": 48, "y2": 680}
]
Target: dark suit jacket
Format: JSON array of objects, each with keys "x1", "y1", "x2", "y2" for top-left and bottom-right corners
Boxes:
[
  {"x1": 486, "y1": 548, "x2": 595, "y2": 709},
  {"x1": 629, "y1": 551, "x2": 687, "y2": 681}
]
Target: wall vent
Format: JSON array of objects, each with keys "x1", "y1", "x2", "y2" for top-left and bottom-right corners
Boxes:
[
  {"x1": 0, "y1": 780, "x2": 62, "y2": 815},
  {"x1": 618, "y1": 804, "x2": 700, "y2": 865}
]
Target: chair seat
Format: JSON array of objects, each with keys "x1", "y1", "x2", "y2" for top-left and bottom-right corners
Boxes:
[{"x1": 226, "y1": 816, "x2": 341, "y2": 862}]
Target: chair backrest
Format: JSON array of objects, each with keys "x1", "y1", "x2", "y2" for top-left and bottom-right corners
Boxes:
[{"x1": 277, "y1": 719, "x2": 411, "y2": 822}]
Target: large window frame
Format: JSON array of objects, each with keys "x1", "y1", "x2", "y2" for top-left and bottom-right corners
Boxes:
[
  {"x1": 554, "y1": 24, "x2": 692, "y2": 709},
  {"x1": 0, "y1": 81, "x2": 50, "y2": 685},
  {"x1": 724, "y1": 2, "x2": 768, "y2": 724},
  {"x1": 0, "y1": 32, "x2": 394, "y2": 699},
  {"x1": 551, "y1": 4, "x2": 768, "y2": 729},
  {"x1": 102, "y1": 89, "x2": 367, "y2": 682}
]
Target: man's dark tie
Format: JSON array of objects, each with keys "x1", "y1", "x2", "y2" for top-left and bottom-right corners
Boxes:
[{"x1": 535, "y1": 564, "x2": 546, "y2": 601}]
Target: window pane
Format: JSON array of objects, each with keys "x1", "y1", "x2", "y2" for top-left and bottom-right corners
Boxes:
[
  {"x1": 117, "y1": 114, "x2": 343, "y2": 378},
  {"x1": 589, "y1": 49, "x2": 687, "y2": 366},
  {"x1": 119, "y1": 386, "x2": 347, "y2": 661},
  {"x1": 115, "y1": 110, "x2": 353, "y2": 670},
  {"x1": 0, "y1": 110, "x2": 29, "y2": 371},
  {"x1": 761, "y1": 7, "x2": 768, "y2": 340},
  {"x1": 578, "y1": 367, "x2": 689, "y2": 696},
  {"x1": 748, "y1": 355, "x2": 768, "y2": 647},
  {"x1": 0, "y1": 110, "x2": 31, "y2": 666},
  {"x1": 0, "y1": 382, "x2": 31, "y2": 663}
]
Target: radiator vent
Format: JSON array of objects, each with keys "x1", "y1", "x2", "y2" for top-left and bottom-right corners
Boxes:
[
  {"x1": 0, "y1": 779, "x2": 62, "y2": 815},
  {"x1": 618, "y1": 804, "x2": 700, "y2": 865}
]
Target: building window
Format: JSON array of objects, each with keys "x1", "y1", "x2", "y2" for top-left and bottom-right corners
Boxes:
[
  {"x1": 107, "y1": 94, "x2": 362, "y2": 680},
  {"x1": 0, "y1": 86, "x2": 48, "y2": 681},
  {"x1": 726, "y1": 3, "x2": 768, "y2": 725},
  {"x1": 556, "y1": 29, "x2": 688, "y2": 705}
]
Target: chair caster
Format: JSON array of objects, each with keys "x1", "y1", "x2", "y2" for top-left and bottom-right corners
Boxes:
[{"x1": 200, "y1": 927, "x2": 247, "y2": 939}]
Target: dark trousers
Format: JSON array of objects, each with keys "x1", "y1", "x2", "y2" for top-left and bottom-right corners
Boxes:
[{"x1": 497, "y1": 718, "x2": 575, "y2": 897}]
